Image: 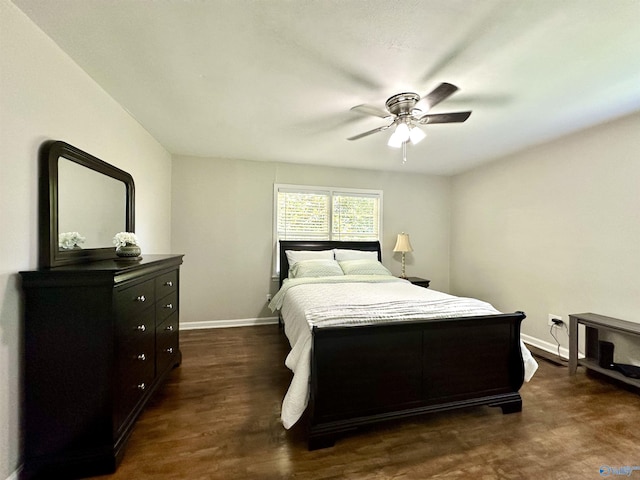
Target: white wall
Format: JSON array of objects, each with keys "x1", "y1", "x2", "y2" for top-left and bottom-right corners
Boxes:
[
  {"x1": 451, "y1": 111, "x2": 640, "y2": 360},
  {"x1": 0, "y1": 1, "x2": 172, "y2": 477},
  {"x1": 172, "y1": 155, "x2": 451, "y2": 325},
  {"x1": 4, "y1": 1, "x2": 639, "y2": 477}
]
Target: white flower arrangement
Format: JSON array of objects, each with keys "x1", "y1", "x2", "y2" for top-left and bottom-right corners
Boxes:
[
  {"x1": 113, "y1": 232, "x2": 140, "y2": 248},
  {"x1": 59, "y1": 231, "x2": 86, "y2": 249}
]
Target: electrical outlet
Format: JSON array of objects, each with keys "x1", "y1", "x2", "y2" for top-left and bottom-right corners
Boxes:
[
  {"x1": 548, "y1": 314, "x2": 563, "y2": 326},
  {"x1": 266, "y1": 294, "x2": 272, "y2": 303}
]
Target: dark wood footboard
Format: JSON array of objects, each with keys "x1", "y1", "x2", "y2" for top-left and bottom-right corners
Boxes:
[{"x1": 307, "y1": 311, "x2": 525, "y2": 450}]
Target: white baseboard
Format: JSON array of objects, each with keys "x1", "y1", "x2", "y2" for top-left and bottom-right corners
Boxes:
[
  {"x1": 521, "y1": 333, "x2": 570, "y2": 360},
  {"x1": 180, "y1": 317, "x2": 279, "y2": 330}
]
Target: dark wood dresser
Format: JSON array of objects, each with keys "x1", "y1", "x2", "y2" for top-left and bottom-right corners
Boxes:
[{"x1": 20, "y1": 254, "x2": 184, "y2": 479}]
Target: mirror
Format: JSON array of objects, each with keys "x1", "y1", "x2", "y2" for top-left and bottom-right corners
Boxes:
[
  {"x1": 58, "y1": 159, "x2": 127, "y2": 249},
  {"x1": 39, "y1": 140, "x2": 135, "y2": 267}
]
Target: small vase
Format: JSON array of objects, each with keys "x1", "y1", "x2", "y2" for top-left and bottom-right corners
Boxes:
[{"x1": 116, "y1": 244, "x2": 141, "y2": 259}]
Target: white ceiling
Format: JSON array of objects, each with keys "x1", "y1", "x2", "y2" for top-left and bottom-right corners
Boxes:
[{"x1": 13, "y1": 0, "x2": 640, "y2": 175}]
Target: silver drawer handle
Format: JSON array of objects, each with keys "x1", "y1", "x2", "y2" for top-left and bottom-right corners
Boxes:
[
  {"x1": 165, "y1": 325, "x2": 174, "y2": 332},
  {"x1": 165, "y1": 347, "x2": 174, "y2": 354},
  {"x1": 136, "y1": 295, "x2": 146, "y2": 302},
  {"x1": 164, "y1": 303, "x2": 173, "y2": 309},
  {"x1": 164, "y1": 281, "x2": 173, "y2": 287},
  {"x1": 137, "y1": 383, "x2": 146, "y2": 391},
  {"x1": 136, "y1": 353, "x2": 146, "y2": 361},
  {"x1": 136, "y1": 324, "x2": 146, "y2": 332}
]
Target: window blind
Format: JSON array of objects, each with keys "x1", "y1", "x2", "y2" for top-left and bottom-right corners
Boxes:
[
  {"x1": 274, "y1": 185, "x2": 382, "y2": 253},
  {"x1": 277, "y1": 189, "x2": 331, "y2": 240},
  {"x1": 332, "y1": 193, "x2": 379, "y2": 241}
]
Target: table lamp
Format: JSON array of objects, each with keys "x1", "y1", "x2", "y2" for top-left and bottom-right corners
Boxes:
[{"x1": 393, "y1": 232, "x2": 413, "y2": 278}]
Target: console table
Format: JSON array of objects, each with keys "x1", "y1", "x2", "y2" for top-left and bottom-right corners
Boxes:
[{"x1": 569, "y1": 312, "x2": 640, "y2": 388}]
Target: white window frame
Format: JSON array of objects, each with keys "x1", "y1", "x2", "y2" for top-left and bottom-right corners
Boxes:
[{"x1": 273, "y1": 183, "x2": 383, "y2": 274}]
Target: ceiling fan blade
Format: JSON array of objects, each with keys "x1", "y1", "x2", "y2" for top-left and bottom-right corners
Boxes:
[
  {"x1": 350, "y1": 104, "x2": 391, "y2": 119},
  {"x1": 418, "y1": 111, "x2": 472, "y2": 124},
  {"x1": 347, "y1": 124, "x2": 391, "y2": 141},
  {"x1": 419, "y1": 82, "x2": 459, "y2": 110}
]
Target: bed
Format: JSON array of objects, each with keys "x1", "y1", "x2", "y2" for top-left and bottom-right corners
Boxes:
[{"x1": 270, "y1": 240, "x2": 537, "y2": 450}]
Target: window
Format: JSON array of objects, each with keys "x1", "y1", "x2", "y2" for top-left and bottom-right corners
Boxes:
[
  {"x1": 276, "y1": 189, "x2": 331, "y2": 241},
  {"x1": 331, "y1": 193, "x2": 381, "y2": 241},
  {"x1": 273, "y1": 184, "x2": 383, "y2": 271}
]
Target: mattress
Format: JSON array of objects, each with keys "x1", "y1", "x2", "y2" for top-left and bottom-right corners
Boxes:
[{"x1": 269, "y1": 276, "x2": 538, "y2": 429}]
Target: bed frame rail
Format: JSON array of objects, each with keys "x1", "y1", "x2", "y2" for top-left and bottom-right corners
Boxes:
[{"x1": 307, "y1": 312, "x2": 525, "y2": 449}]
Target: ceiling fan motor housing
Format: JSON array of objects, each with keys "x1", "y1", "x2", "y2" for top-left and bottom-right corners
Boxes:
[{"x1": 385, "y1": 92, "x2": 421, "y2": 116}]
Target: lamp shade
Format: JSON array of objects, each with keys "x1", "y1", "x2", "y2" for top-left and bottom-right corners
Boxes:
[{"x1": 393, "y1": 232, "x2": 413, "y2": 253}]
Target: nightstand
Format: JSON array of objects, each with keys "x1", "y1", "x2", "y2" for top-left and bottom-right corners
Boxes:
[{"x1": 403, "y1": 277, "x2": 431, "y2": 288}]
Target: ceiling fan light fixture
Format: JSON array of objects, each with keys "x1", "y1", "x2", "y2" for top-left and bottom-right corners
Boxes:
[
  {"x1": 387, "y1": 130, "x2": 404, "y2": 148},
  {"x1": 395, "y1": 122, "x2": 410, "y2": 141},
  {"x1": 388, "y1": 121, "x2": 410, "y2": 148},
  {"x1": 409, "y1": 126, "x2": 426, "y2": 145}
]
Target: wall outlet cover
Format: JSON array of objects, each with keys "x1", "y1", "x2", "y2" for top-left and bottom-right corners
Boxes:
[{"x1": 548, "y1": 314, "x2": 563, "y2": 326}]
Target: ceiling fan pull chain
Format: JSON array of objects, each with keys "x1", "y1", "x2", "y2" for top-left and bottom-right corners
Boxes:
[{"x1": 402, "y1": 141, "x2": 407, "y2": 164}]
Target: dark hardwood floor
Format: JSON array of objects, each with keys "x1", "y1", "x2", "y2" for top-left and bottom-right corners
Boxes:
[{"x1": 91, "y1": 326, "x2": 640, "y2": 480}]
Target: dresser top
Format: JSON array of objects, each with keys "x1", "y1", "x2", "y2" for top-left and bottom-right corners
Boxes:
[{"x1": 20, "y1": 254, "x2": 184, "y2": 287}]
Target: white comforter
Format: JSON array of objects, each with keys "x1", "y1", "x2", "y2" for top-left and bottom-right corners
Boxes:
[{"x1": 269, "y1": 276, "x2": 538, "y2": 429}]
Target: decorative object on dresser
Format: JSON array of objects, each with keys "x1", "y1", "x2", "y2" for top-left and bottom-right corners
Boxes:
[
  {"x1": 393, "y1": 232, "x2": 413, "y2": 278},
  {"x1": 113, "y1": 231, "x2": 142, "y2": 259},
  {"x1": 58, "y1": 231, "x2": 86, "y2": 249},
  {"x1": 20, "y1": 140, "x2": 183, "y2": 479}
]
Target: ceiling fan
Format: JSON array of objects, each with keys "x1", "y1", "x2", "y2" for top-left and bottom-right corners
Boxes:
[{"x1": 347, "y1": 82, "x2": 472, "y2": 162}]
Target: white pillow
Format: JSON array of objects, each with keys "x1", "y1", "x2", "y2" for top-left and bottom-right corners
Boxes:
[
  {"x1": 285, "y1": 249, "x2": 333, "y2": 266},
  {"x1": 333, "y1": 248, "x2": 379, "y2": 261},
  {"x1": 339, "y1": 259, "x2": 392, "y2": 276},
  {"x1": 290, "y1": 259, "x2": 344, "y2": 278}
]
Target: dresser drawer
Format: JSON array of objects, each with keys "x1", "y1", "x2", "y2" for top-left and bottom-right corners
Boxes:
[
  {"x1": 116, "y1": 308, "x2": 155, "y2": 341},
  {"x1": 118, "y1": 332, "x2": 155, "y2": 379},
  {"x1": 115, "y1": 333, "x2": 155, "y2": 431},
  {"x1": 156, "y1": 290, "x2": 177, "y2": 325},
  {"x1": 156, "y1": 313, "x2": 179, "y2": 375},
  {"x1": 117, "y1": 316, "x2": 155, "y2": 380},
  {"x1": 155, "y1": 270, "x2": 177, "y2": 299},
  {"x1": 116, "y1": 370, "x2": 154, "y2": 432},
  {"x1": 115, "y1": 279, "x2": 155, "y2": 318}
]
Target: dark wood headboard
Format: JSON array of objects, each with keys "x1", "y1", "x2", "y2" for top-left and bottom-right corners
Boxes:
[{"x1": 278, "y1": 240, "x2": 382, "y2": 286}]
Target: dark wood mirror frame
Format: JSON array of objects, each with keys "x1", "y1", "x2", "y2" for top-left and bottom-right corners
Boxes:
[{"x1": 39, "y1": 140, "x2": 135, "y2": 268}]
